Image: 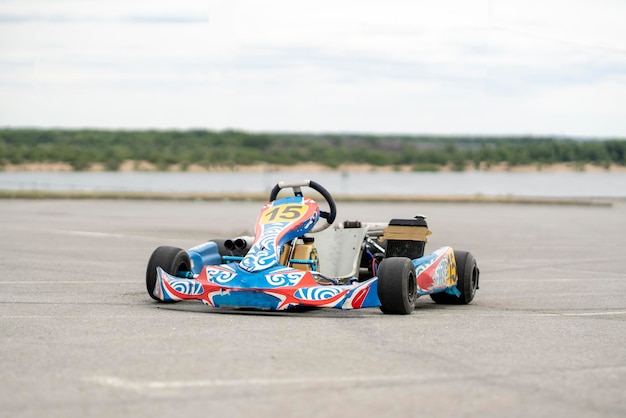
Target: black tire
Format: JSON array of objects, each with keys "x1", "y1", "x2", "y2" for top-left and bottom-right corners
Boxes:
[
  {"x1": 377, "y1": 257, "x2": 417, "y2": 314},
  {"x1": 145, "y1": 246, "x2": 191, "y2": 302},
  {"x1": 430, "y1": 250, "x2": 479, "y2": 305}
]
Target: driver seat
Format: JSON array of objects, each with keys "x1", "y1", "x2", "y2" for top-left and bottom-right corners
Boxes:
[{"x1": 280, "y1": 236, "x2": 319, "y2": 272}]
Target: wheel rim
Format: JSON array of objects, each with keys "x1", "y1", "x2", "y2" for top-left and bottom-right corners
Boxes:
[
  {"x1": 469, "y1": 267, "x2": 478, "y2": 295},
  {"x1": 407, "y1": 270, "x2": 416, "y2": 301},
  {"x1": 176, "y1": 260, "x2": 190, "y2": 275}
]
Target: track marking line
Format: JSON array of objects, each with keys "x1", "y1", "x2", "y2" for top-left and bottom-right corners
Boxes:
[
  {"x1": 86, "y1": 374, "x2": 443, "y2": 392},
  {"x1": 536, "y1": 311, "x2": 626, "y2": 317},
  {"x1": 0, "y1": 281, "x2": 137, "y2": 284},
  {"x1": 85, "y1": 365, "x2": 626, "y2": 392},
  {"x1": 47, "y1": 229, "x2": 165, "y2": 241},
  {"x1": 64, "y1": 230, "x2": 129, "y2": 238}
]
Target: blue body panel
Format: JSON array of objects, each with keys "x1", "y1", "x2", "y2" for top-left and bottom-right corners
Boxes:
[{"x1": 187, "y1": 241, "x2": 223, "y2": 274}]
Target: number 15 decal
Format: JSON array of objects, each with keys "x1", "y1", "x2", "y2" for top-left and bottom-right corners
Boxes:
[{"x1": 261, "y1": 205, "x2": 307, "y2": 224}]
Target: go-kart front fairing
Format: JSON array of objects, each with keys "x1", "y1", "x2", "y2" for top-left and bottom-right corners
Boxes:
[
  {"x1": 152, "y1": 187, "x2": 381, "y2": 310},
  {"x1": 154, "y1": 264, "x2": 381, "y2": 310}
]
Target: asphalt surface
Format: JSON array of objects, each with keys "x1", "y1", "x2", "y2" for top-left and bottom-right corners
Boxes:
[{"x1": 1, "y1": 199, "x2": 625, "y2": 418}]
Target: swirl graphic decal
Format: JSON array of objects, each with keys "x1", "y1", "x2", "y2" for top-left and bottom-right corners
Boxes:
[
  {"x1": 265, "y1": 270, "x2": 307, "y2": 287},
  {"x1": 415, "y1": 263, "x2": 429, "y2": 276},
  {"x1": 240, "y1": 223, "x2": 286, "y2": 272},
  {"x1": 206, "y1": 266, "x2": 237, "y2": 284},
  {"x1": 168, "y1": 278, "x2": 204, "y2": 296},
  {"x1": 433, "y1": 257, "x2": 450, "y2": 287},
  {"x1": 295, "y1": 287, "x2": 343, "y2": 301}
]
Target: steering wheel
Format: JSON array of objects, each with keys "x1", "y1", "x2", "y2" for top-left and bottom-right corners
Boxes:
[{"x1": 269, "y1": 180, "x2": 337, "y2": 233}]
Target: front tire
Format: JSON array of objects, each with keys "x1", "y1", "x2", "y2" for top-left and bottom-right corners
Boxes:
[
  {"x1": 377, "y1": 257, "x2": 417, "y2": 314},
  {"x1": 146, "y1": 246, "x2": 191, "y2": 301},
  {"x1": 430, "y1": 250, "x2": 479, "y2": 305}
]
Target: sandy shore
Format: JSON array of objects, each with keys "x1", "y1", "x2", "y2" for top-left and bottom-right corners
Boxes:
[{"x1": 2, "y1": 160, "x2": 626, "y2": 173}]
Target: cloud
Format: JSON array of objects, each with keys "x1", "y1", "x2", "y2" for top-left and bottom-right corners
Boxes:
[
  {"x1": 0, "y1": 0, "x2": 209, "y2": 21},
  {"x1": 0, "y1": 0, "x2": 625, "y2": 136},
  {"x1": 0, "y1": 14, "x2": 207, "y2": 24}
]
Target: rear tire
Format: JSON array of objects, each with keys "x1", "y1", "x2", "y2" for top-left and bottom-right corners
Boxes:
[
  {"x1": 146, "y1": 246, "x2": 191, "y2": 301},
  {"x1": 377, "y1": 257, "x2": 417, "y2": 314},
  {"x1": 430, "y1": 250, "x2": 478, "y2": 305}
]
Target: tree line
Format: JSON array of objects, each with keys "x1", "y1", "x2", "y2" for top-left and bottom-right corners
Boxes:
[{"x1": 1, "y1": 129, "x2": 625, "y2": 171}]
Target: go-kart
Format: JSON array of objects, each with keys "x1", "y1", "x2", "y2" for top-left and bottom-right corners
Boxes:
[{"x1": 146, "y1": 180, "x2": 479, "y2": 314}]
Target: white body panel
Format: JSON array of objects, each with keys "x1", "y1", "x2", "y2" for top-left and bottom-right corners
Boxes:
[{"x1": 312, "y1": 227, "x2": 368, "y2": 279}]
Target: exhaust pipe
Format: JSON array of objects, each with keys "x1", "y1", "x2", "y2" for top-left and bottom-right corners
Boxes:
[{"x1": 224, "y1": 236, "x2": 254, "y2": 253}]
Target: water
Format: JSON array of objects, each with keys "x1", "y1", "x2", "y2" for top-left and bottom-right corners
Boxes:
[{"x1": 1, "y1": 171, "x2": 625, "y2": 198}]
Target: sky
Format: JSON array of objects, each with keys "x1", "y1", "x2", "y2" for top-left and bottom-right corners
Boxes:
[{"x1": 1, "y1": 0, "x2": 625, "y2": 137}]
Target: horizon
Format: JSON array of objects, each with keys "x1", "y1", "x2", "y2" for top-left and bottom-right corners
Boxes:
[{"x1": 1, "y1": 126, "x2": 624, "y2": 141}]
